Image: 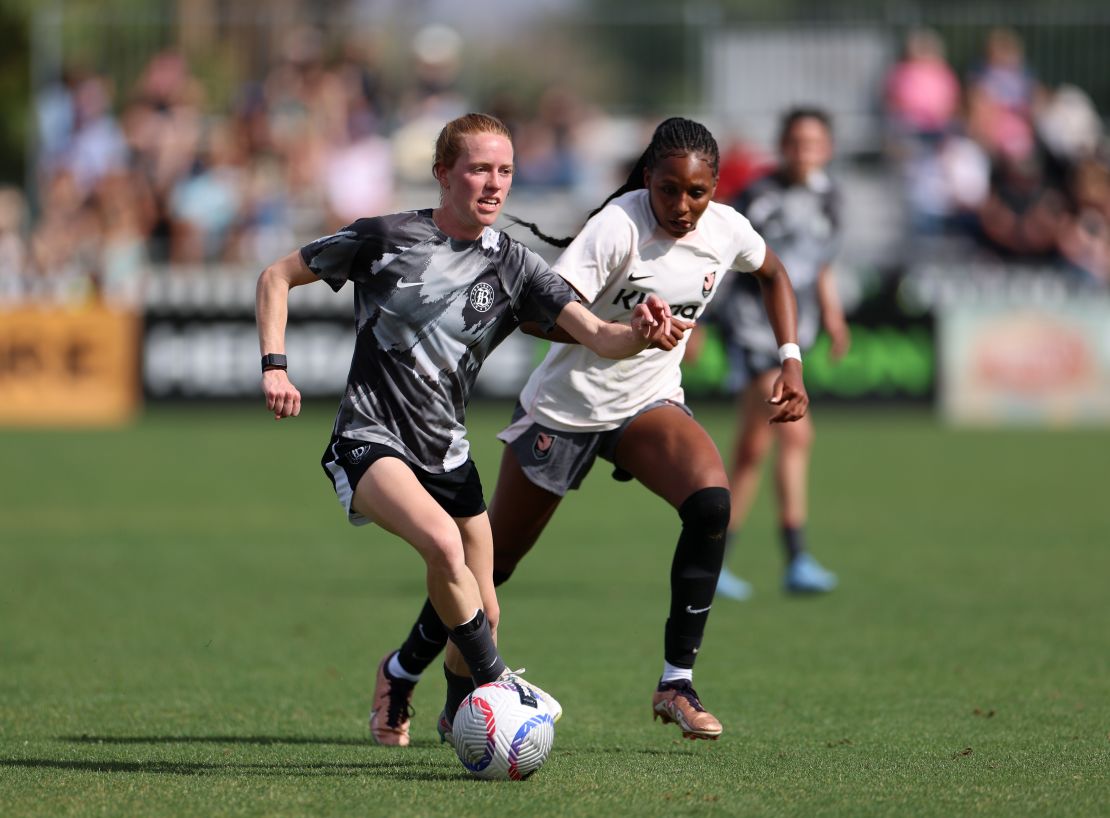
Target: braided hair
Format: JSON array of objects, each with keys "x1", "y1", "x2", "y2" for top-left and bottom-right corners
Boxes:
[{"x1": 508, "y1": 116, "x2": 721, "y2": 248}]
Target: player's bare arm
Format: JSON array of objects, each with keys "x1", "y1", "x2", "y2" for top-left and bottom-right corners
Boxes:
[
  {"x1": 519, "y1": 313, "x2": 693, "y2": 352},
  {"x1": 552, "y1": 294, "x2": 672, "y2": 358},
  {"x1": 817, "y1": 263, "x2": 851, "y2": 362},
  {"x1": 255, "y1": 250, "x2": 317, "y2": 420},
  {"x1": 751, "y1": 246, "x2": 809, "y2": 423}
]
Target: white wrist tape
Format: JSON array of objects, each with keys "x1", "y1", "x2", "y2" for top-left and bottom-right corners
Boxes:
[{"x1": 778, "y1": 343, "x2": 802, "y2": 364}]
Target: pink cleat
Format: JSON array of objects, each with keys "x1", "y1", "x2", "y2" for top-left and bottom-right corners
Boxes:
[
  {"x1": 368, "y1": 652, "x2": 415, "y2": 747},
  {"x1": 652, "y1": 680, "x2": 722, "y2": 740}
]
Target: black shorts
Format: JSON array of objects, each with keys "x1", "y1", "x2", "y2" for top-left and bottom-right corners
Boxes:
[
  {"x1": 321, "y1": 436, "x2": 486, "y2": 526},
  {"x1": 724, "y1": 344, "x2": 781, "y2": 392}
]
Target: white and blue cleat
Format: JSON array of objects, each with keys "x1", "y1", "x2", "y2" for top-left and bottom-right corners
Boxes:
[
  {"x1": 437, "y1": 709, "x2": 453, "y2": 744},
  {"x1": 715, "y1": 566, "x2": 753, "y2": 601},
  {"x1": 784, "y1": 553, "x2": 838, "y2": 594}
]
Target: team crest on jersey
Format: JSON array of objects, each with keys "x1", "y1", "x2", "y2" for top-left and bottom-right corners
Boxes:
[
  {"x1": 532, "y1": 432, "x2": 555, "y2": 460},
  {"x1": 346, "y1": 444, "x2": 371, "y2": 464},
  {"x1": 469, "y1": 282, "x2": 495, "y2": 313},
  {"x1": 702, "y1": 271, "x2": 716, "y2": 297}
]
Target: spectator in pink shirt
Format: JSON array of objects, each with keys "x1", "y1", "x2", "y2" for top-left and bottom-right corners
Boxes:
[{"x1": 885, "y1": 28, "x2": 961, "y2": 141}]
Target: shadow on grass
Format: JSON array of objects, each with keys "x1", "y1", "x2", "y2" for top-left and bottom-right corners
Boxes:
[
  {"x1": 61, "y1": 736, "x2": 700, "y2": 757},
  {"x1": 60, "y1": 734, "x2": 381, "y2": 748},
  {"x1": 1, "y1": 757, "x2": 463, "y2": 781},
  {"x1": 60, "y1": 734, "x2": 447, "y2": 750}
]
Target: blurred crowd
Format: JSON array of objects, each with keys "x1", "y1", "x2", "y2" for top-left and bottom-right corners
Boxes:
[
  {"x1": 0, "y1": 25, "x2": 592, "y2": 307},
  {"x1": 1, "y1": 23, "x2": 1108, "y2": 308},
  {"x1": 884, "y1": 26, "x2": 1110, "y2": 285}
]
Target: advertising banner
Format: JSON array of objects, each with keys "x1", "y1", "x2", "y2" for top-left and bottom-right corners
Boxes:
[
  {"x1": 939, "y1": 301, "x2": 1110, "y2": 425},
  {"x1": 140, "y1": 270, "x2": 936, "y2": 403},
  {"x1": 681, "y1": 323, "x2": 934, "y2": 402},
  {"x1": 0, "y1": 306, "x2": 141, "y2": 426}
]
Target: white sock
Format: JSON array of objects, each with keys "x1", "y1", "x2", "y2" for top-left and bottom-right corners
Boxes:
[
  {"x1": 660, "y1": 661, "x2": 693, "y2": 684},
  {"x1": 387, "y1": 652, "x2": 421, "y2": 682}
]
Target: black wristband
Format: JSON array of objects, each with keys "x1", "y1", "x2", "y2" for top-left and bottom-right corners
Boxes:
[{"x1": 261, "y1": 353, "x2": 288, "y2": 372}]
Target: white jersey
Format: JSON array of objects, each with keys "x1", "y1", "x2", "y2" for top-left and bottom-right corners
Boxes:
[{"x1": 519, "y1": 190, "x2": 767, "y2": 431}]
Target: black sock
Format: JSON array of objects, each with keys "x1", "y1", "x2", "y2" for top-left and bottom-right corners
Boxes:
[
  {"x1": 443, "y1": 664, "x2": 477, "y2": 722},
  {"x1": 447, "y1": 609, "x2": 506, "y2": 685},
  {"x1": 782, "y1": 525, "x2": 805, "y2": 563},
  {"x1": 396, "y1": 598, "x2": 450, "y2": 677},
  {"x1": 664, "y1": 487, "x2": 730, "y2": 668}
]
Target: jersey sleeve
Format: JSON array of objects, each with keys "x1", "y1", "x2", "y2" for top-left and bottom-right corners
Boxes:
[
  {"x1": 515, "y1": 247, "x2": 579, "y2": 331},
  {"x1": 299, "y1": 218, "x2": 382, "y2": 292},
  {"x1": 726, "y1": 207, "x2": 768, "y2": 273},
  {"x1": 551, "y1": 205, "x2": 634, "y2": 303}
]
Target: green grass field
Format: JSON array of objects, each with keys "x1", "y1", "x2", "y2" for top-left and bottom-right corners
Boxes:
[{"x1": 1, "y1": 401, "x2": 1107, "y2": 817}]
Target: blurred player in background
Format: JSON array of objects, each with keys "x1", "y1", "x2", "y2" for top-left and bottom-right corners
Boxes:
[
  {"x1": 372, "y1": 116, "x2": 809, "y2": 746},
  {"x1": 254, "y1": 112, "x2": 672, "y2": 743},
  {"x1": 708, "y1": 107, "x2": 850, "y2": 600}
]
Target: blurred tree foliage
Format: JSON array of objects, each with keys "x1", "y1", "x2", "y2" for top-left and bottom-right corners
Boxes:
[
  {"x1": 0, "y1": 0, "x2": 176, "y2": 185},
  {"x1": 0, "y1": 1, "x2": 31, "y2": 185}
]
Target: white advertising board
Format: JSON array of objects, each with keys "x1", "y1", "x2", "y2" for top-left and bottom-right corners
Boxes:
[{"x1": 939, "y1": 300, "x2": 1110, "y2": 426}]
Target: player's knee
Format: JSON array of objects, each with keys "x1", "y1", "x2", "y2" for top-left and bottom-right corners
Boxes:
[
  {"x1": 781, "y1": 418, "x2": 814, "y2": 450},
  {"x1": 491, "y1": 564, "x2": 516, "y2": 587},
  {"x1": 678, "y1": 486, "x2": 731, "y2": 537},
  {"x1": 492, "y1": 544, "x2": 528, "y2": 582},
  {"x1": 733, "y1": 432, "x2": 772, "y2": 468},
  {"x1": 420, "y1": 527, "x2": 467, "y2": 576}
]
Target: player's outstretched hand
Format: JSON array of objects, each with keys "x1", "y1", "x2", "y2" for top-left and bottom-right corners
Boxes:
[
  {"x1": 651, "y1": 316, "x2": 696, "y2": 351},
  {"x1": 631, "y1": 293, "x2": 672, "y2": 347},
  {"x1": 767, "y1": 359, "x2": 808, "y2": 423},
  {"x1": 263, "y1": 369, "x2": 302, "y2": 420}
]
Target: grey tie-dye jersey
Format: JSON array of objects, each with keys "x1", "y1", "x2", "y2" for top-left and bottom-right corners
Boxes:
[{"x1": 301, "y1": 210, "x2": 577, "y2": 472}]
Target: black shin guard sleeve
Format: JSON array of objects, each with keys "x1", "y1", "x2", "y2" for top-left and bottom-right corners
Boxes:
[
  {"x1": 448, "y1": 610, "x2": 506, "y2": 685},
  {"x1": 664, "y1": 487, "x2": 731, "y2": 668},
  {"x1": 443, "y1": 664, "x2": 478, "y2": 722},
  {"x1": 396, "y1": 598, "x2": 450, "y2": 677}
]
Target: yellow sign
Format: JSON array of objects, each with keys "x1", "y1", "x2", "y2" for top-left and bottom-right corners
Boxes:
[{"x1": 0, "y1": 306, "x2": 141, "y2": 426}]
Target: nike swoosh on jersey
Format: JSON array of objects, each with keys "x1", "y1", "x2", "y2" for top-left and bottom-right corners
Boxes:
[
  {"x1": 627, "y1": 273, "x2": 652, "y2": 281},
  {"x1": 685, "y1": 604, "x2": 712, "y2": 615},
  {"x1": 395, "y1": 281, "x2": 423, "y2": 288}
]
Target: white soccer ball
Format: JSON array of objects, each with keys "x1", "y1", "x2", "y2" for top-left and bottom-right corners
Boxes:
[{"x1": 451, "y1": 679, "x2": 557, "y2": 780}]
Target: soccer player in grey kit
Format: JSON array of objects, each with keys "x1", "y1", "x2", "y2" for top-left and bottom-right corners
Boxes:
[
  {"x1": 255, "y1": 113, "x2": 673, "y2": 728},
  {"x1": 711, "y1": 107, "x2": 850, "y2": 599}
]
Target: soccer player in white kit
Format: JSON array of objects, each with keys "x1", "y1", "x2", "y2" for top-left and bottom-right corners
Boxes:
[
  {"x1": 371, "y1": 117, "x2": 809, "y2": 743},
  {"x1": 255, "y1": 113, "x2": 673, "y2": 740}
]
